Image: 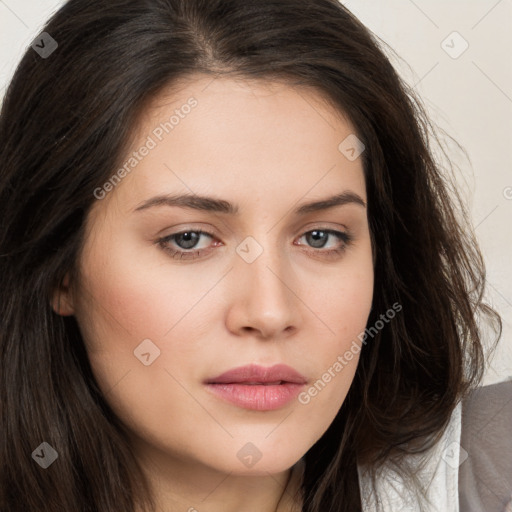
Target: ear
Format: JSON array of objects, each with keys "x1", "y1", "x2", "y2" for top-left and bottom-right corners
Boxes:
[{"x1": 51, "y1": 272, "x2": 75, "y2": 316}]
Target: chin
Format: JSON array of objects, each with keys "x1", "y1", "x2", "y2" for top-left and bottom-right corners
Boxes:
[{"x1": 212, "y1": 444, "x2": 306, "y2": 477}]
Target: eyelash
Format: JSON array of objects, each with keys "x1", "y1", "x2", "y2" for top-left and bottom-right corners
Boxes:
[{"x1": 156, "y1": 227, "x2": 353, "y2": 261}]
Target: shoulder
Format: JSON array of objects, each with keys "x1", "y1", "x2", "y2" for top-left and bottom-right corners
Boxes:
[{"x1": 459, "y1": 379, "x2": 512, "y2": 512}]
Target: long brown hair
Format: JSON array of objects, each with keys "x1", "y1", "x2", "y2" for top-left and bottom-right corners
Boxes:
[{"x1": 0, "y1": 1, "x2": 502, "y2": 511}]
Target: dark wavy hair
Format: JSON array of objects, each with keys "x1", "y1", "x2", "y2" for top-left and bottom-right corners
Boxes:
[{"x1": 0, "y1": 0, "x2": 502, "y2": 511}]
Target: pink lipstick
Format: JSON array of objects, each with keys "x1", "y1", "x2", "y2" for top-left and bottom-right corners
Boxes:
[{"x1": 204, "y1": 364, "x2": 307, "y2": 411}]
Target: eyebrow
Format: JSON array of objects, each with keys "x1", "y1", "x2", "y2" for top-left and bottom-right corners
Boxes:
[{"x1": 133, "y1": 190, "x2": 366, "y2": 215}]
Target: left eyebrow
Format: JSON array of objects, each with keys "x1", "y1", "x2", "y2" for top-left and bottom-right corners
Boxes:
[{"x1": 132, "y1": 190, "x2": 366, "y2": 215}]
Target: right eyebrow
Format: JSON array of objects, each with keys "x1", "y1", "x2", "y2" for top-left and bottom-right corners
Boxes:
[{"x1": 132, "y1": 191, "x2": 366, "y2": 215}]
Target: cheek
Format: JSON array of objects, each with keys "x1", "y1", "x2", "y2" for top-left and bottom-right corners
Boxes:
[
  {"x1": 73, "y1": 233, "x2": 221, "y2": 399},
  {"x1": 76, "y1": 232, "x2": 196, "y2": 345},
  {"x1": 314, "y1": 257, "x2": 374, "y2": 344},
  {"x1": 298, "y1": 256, "x2": 373, "y2": 412},
  {"x1": 296, "y1": 288, "x2": 370, "y2": 436}
]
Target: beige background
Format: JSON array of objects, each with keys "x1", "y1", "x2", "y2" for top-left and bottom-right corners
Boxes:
[{"x1": 1, "y1": 0, "x2": 511, "y2": 385}]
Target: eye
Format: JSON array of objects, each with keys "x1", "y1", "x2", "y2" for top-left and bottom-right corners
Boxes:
[
  {"x1": 295, "y1": 229, "x2": 353, "y2": 259},
  {"x1": 157, "y1": 229, "x2": 216, "y2": 260},
  {"x1": 156, "y1": 227, "x2": 353, "y2": 260}
]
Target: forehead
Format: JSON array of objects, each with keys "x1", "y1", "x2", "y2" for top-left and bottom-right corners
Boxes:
[
  {"x1": 98, "y1": 74, "x2": 366, "y2": 216},
  {"x1": 133, "y1": 73, "x2": 357, "y2": 149}
]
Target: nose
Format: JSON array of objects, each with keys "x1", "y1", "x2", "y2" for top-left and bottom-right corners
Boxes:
[{"x1": 224, "y1": 238, "x2": 302, "y2": 340}]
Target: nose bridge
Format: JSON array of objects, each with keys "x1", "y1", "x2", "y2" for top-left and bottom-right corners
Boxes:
[
  {"x1": 236, "y1": 231, "x2": 289, "y2": 292},
  {"x1": 230, "y1": 231, "x2": 298, "y2": 335}
]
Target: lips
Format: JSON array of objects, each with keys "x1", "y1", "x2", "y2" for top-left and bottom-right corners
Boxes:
[
  {"x1": 205, "y1": 363, "x2": 307, "y2": 385},
  {"x1": 204, "y1": 364, "x2": 307, "y2": 411}
]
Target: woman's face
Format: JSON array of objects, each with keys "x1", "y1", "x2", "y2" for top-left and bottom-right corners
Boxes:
[{"x1": 54, "y1": 74, "x2": 374, "y2": 478}]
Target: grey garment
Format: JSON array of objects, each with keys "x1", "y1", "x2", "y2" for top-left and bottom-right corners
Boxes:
[{"x1": 459, "y1": 379, "x2": 512, "y2": 512}]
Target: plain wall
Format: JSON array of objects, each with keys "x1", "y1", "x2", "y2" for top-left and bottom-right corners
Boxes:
[{"x1": 1, "y1": 0, "x2": 510, "y2": 385}]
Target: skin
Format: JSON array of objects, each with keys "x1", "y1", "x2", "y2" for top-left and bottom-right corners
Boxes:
[{"x1": 52, "y1": 74, "x2": 374, "y2": 512}]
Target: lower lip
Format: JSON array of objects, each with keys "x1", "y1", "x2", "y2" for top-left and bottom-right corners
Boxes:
[{"x1": 205, "y1": 382, "x2": 305, "y2": 411}]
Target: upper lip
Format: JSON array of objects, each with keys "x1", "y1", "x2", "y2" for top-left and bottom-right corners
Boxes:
[{"x1": 205, "y1": 364, "x2": 307, "y2": 385}]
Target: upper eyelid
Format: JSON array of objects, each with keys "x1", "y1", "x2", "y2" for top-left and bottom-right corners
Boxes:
[
  {"x1": 160, "y1": 221, "x2": 350, "y2": 237},
  {"x1": 163, "y1": 225, "x2": 348, "y2": 237},
  {"x1": 160, "y1": 226, "x2": 349, "y2": 246}
]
